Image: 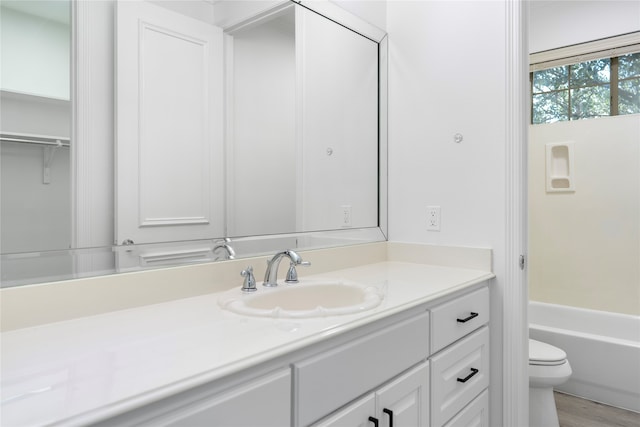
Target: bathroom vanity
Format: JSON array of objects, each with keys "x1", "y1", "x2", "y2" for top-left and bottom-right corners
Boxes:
[{"x1": 1, "y1": 253, "x2": 493, "y2": 427}]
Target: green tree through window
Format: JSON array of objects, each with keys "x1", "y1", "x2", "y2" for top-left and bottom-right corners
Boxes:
[
  {"x1": 618, "y1": 52, "x2": 640, "y2": 115},
  {"x1": 531, "y1": 53, "x2": 640, "y2": 124}
]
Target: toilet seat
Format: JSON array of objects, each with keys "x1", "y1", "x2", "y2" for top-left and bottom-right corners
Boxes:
[{"x1": 529, "y1": 339, "x2": 567, "y2": 366}]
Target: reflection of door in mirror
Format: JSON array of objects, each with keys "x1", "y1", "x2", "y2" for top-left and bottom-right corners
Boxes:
[
  {"x1": 115, "y1": 2, "x2": 225, "y2": 247},
  {"x1": 0, "y1": 2, "x2": 72, "y2": 259}
]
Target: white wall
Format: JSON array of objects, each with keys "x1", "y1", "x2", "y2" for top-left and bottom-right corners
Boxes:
[
  {"x1": 529, "y1": 116, "x2": 640, "y2": 315},
  {"x1": 300, "y1": 5, "x2": 379, "y2": 232},
  {"x1": 1, "y1": 140, "x2": 71, "y2": 253},
  {"x1": 529, "y1": 1, "x2": 640, "y2": 53},
  {"x1": 149, "y1": 0, "x2": 215, "y2": 24},
  {"x1": 331, "y1": 0, "x2": 387, "y2": 30},
  {"x1": 387, "y1": 2, "x2": 510, "y2": 424},
  {"x1": 0, "y1": 6, "x2": 70, "y2": 99}
]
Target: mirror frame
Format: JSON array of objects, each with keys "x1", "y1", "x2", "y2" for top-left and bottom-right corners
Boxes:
[{"x1": 0, "y1": 0, "x2": 388, "y2": 287}]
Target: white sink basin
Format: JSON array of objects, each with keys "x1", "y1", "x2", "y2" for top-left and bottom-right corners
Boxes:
[{"x1": 218, "y1": 280, "x2": 383, "y2": 318}]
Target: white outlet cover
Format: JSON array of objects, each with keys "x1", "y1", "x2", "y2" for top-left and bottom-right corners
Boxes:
[{"x1": 427, "y1": 206, "x2": 440, "y2": 231}]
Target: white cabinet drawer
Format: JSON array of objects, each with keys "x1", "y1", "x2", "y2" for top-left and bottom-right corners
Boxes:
[
  {"x1": 431, "y1": 326, "x2": 489, "y2": 427},
  {"x1": 431, "y1": 287, "x2": 489, "y2": 353},
  {"x1": 295, "y1": 312, "x2": 429, "y2": 427},
  {"x1": 442, "y1": 389, "x2": 489, "y2": 427}
]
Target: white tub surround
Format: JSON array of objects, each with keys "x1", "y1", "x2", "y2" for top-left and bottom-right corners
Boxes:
[
  {"x1": 529, "y1": 301, "x2": 640, "y2": 412},
  {"x1": 0, "y1": 243, "x2": 493, "y2": 426}
]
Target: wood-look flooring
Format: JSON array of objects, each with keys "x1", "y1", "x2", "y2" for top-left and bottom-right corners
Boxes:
[{"x1": 555, "y1": 392, "x2": 640, "y2": 427}]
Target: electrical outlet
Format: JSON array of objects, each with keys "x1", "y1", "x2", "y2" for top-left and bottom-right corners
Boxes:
[
  {"x1": 427, "y1": 206, "x2": 441, "y2": 231},
  {"x1": 341, "y1": 205, "x2": 352, "y2": 227}
]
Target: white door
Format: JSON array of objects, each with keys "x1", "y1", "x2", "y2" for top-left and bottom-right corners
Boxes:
[{"x1": 116, "y1": 1, "x2": 224, "y2": 246}]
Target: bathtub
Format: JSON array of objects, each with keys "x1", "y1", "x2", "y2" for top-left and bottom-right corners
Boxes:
[{"x1": 529, "y1": 301, "x2": 640, "y2": 413}]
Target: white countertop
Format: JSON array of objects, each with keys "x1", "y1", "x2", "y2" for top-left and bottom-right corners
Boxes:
[{"x1": 1, "y1": 261, "x2": 494, "y2": 426}]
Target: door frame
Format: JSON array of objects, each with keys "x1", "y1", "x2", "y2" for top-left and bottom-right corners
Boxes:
[{"x1": 503, "y1": 0, "x2": 529, "y2": 425}]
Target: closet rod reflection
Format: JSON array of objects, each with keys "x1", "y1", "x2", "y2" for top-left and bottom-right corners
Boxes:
[{"x1": 0, "y1": 133, "x2": 70, "y2": 148}]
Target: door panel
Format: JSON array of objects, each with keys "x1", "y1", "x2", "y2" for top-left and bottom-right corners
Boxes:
[{"x1": 116, "y1": 1, "x2": 224, "y2": 246}]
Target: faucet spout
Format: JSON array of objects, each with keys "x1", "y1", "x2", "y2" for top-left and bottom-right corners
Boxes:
[
  {"x1": 263, "y1": 250, "x2": 306, "y2": 287},
  {"x1": 212, "y1": 238, "x2": 235, "y2": 260}
]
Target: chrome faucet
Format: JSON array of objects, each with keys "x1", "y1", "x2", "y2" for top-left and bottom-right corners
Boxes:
[
  {"x1": 263, "y1": 250, "x2": 310, "y2": 287},
  {"x1": 212, "y1": 238, "x2": 235, "y2": 260},
  {"x1": 240, "y1": 266, "x2": 257, "y2": 292}
]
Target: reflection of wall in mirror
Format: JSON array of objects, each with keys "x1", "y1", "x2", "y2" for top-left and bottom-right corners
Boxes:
[
  {"x1": 299, "y1": 6, "x2": 378, "y2": 232},
  {"x1": 0, "y1": 5, "x2": 71, "y2": 256},
  {"x1": 228, "y1": 8, "x2": 297, "y2": 237}
]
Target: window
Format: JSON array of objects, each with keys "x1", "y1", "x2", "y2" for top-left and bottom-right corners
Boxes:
[
  {"x1": 618, "y1": 52, "x2": 640, "y2": 115},
  {"x1": 531, "y1": 52, "x2": 640, "y2": 124}
]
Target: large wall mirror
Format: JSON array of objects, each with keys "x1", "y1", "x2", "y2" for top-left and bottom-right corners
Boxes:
[{"x1": 0, "y1": 0, "x2": 388, "y2": 286}]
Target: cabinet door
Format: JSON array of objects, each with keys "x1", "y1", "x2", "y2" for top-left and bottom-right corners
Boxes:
[
  {"x1": 442, "y1": 390, "x2": 489, "y2": 427},
  {"x1": 376, "y1": 361, "x2": 429, "y2": 427},
  {"x1": 151, "y1": 369, "x2": 291, "y2": 427},
  {"x1": 313, "y1": 394, "x2": 376, "y2": 427}
]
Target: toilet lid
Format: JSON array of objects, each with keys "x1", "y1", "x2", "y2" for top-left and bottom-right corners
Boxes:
[{"x1": 529, "y1": 339, "x2": 567, "y2": 366}]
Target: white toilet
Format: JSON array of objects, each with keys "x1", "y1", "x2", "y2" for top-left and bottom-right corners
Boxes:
[{"x1": 529, "y1": 338, "x2": 572, "y2": 427}]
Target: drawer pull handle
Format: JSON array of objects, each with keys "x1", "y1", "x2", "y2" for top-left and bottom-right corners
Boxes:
[
  {"x1": 383, "y1": 408, "x2": 394, "y2": 427},
  {"x1": 368, "y1": 416, "x2": 379, "y2": 427},
  {"x1": 457, "y1": 312, "x2": 479, "y2": 323},
  {"x1": 457, "y1": 368, "x2": 479, "y2": 383}
]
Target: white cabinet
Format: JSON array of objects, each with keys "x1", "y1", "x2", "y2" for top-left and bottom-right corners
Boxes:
[
  {"x1": 301, "y1": 285, "x2": 490, "y2": 427},
  {"x1": 156, "y1": 368, "x2": 291, "y2": 426},
  {"x1": 430, "y1": 287, "x2": 489, "y2": 354},
  {"x1": 430, "y1": 327, "x2": 490, "y2": 427},
  {"x1": 97, "y1": 368, "x2": 291, "y2": 427},
  {"x1": 97, "y1": 285, "x2": 490, "y2": 427},
  {"x1": 313, "y1": 394, "x2": 376, "y2": 427},
  {"x1": 442, "y1": 390, "x2": 489, "y2": 427},
  {"x1": 314, "y1": 361, "x2": 430, "y2": 427},
  {"x1": 429, "y1": 287, "x2": 490, "y2": 427},
  {"x1": 295, "y1": 312, "x2": 429, "y2": 426}
]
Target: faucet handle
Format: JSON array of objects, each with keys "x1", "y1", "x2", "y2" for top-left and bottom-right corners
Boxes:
[
  {"x1": 240, "y1": 266, "x2": 257, "y2": 292},
  {"x1": 285, "y1": 261, "x2": 311, "y2": 284}
]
